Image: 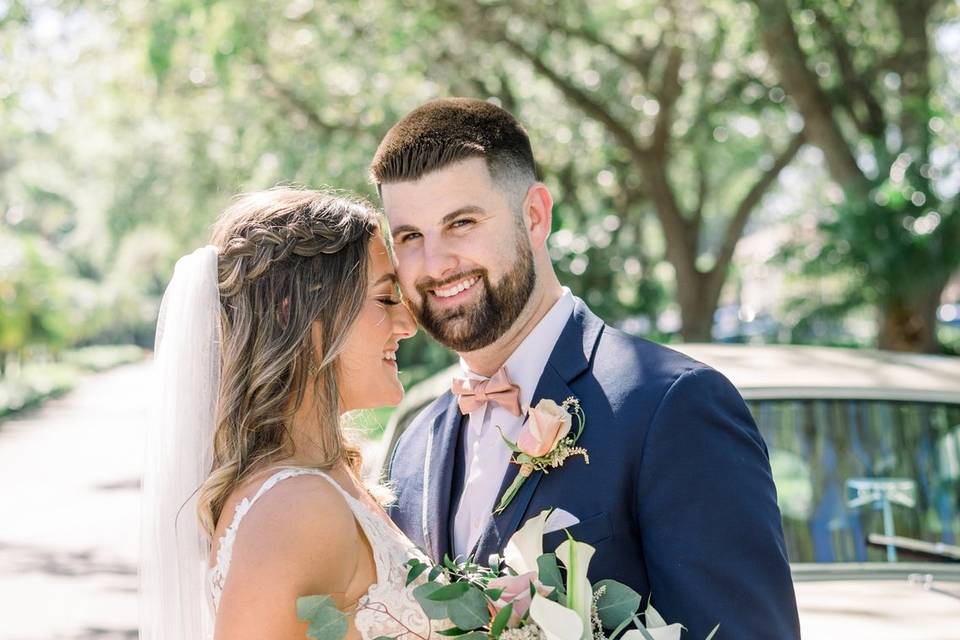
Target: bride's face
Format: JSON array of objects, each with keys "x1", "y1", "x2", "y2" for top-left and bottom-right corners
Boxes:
[{"x1": 335, "y1": 233, "x2": 417, "y2": 411}]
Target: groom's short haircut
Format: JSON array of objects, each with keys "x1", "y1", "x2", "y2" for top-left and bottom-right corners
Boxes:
[{"x1": 370, "y1": 98, "x2": 538, "y2": 204}]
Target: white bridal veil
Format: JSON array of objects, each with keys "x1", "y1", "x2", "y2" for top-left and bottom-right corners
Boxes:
[{"x1": 140, "y1": 246, "x2": 220, "y2": 640}]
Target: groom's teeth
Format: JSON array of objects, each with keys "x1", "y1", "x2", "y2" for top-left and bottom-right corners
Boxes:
[{"x1": 434, "y1": 277, "x2": 478, "y2": 299}]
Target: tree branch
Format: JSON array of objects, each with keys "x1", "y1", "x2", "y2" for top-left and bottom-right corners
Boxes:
[
  {"x1": 810, "y1": 7, "x2": 885, "y2": 138},
  {"x1": 711, "y1": 130, "x2": 806, "y2": 285},
  {"x1": 692, "y1": 153, "x2": 708, "y2": 230},
  {"x1": 750, "y1": 0, "x2": 866, "y2": 191},
  {"x1": 499, "y1": 34, "x2": 646, "y2": 164},
  {"x1": 509, "y1": 8, "x2": 653, "y2": 78},
  {"x1": 250, "y1": 51, "x2": 366, "y2": 136},
  {"x1": 651, "y1": 44, "x2": 683, "y2": 156},
  {"x1": 890, "y1": 0, "x2": 934, "y2": 158}
]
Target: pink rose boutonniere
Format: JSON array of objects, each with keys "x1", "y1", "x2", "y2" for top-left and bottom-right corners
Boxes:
[{"x1": 494, "y1": 397, "x2": 589, "y2": 515}]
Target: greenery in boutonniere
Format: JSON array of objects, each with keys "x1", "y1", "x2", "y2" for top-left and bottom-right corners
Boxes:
[{"x1": 494, "y1": 397, "x2": 589, "y2": 515}]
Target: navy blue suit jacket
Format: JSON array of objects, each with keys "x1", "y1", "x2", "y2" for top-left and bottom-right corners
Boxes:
[{"x1": 388, "y1": 299, "x2": 800, "y2": 639}]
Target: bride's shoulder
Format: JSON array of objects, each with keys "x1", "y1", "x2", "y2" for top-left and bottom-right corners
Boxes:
[{"x1": 218, "y1": 468, "x2": 360, "y2": 589}]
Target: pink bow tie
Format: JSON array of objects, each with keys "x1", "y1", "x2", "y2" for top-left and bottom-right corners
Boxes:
[{"x1": 451, "y1": 366, "x2": 522, "y2": 417}]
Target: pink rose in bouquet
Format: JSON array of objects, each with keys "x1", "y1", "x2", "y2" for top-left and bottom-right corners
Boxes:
[{"x1": 488, "y1": 571, "x2": 554, "y2": 627}]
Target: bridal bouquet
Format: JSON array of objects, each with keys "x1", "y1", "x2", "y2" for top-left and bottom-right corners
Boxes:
[{"x1": 299, "y1": 508, "x2": 718, "y2": 640}]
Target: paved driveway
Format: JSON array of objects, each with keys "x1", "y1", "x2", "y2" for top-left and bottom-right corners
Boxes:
[{"x1": 0, "y1": 362, "x2": 149, "y2": 640}]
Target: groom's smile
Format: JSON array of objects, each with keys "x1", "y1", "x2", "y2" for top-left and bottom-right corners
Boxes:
[
  {"x1": 421, "y1": 272, "x2": 484, "y2": 310},
  {"x1": 430, "y1": 275, "x2": 481, "y2": 302}
]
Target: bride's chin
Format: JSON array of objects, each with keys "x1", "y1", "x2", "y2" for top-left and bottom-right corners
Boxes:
[{"x1": 358, "y1": 383, "x2": 404, "y2": 411}]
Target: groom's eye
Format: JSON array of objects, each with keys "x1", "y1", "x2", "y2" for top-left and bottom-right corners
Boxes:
[
  {"x1": 450, "y1": 219, "x2": 474, "y2": 229},
  {"x1": 397, "y1": 231, "x2": 421, "y2": 244}
]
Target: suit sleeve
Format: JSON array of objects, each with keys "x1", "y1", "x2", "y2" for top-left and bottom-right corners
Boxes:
[{"x1": 635, "y1": 367, "x2": 800, "y2": 639}]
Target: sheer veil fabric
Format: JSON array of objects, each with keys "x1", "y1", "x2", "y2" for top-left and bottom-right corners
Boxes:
[{"x1": 140, "y1": 246, "x2": 221, "y2": 640}]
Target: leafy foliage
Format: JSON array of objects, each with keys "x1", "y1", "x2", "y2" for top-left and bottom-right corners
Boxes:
[{"x1": 1, "y1": 0, "x2": 956, "y2": 369}]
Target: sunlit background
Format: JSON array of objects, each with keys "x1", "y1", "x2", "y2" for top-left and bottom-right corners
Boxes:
[{"x1": 1, "y1": 0, "x2": 959, "y2": 638}]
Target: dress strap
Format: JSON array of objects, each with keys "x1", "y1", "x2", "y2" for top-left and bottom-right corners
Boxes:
[{"x1": 210, "y1": 466, "x2": 353, "y2": 609}]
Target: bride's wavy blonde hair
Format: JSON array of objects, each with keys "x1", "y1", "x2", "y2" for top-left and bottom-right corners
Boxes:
[{"x1": 198, "y1": 187, "x2": 381, "y2": 537}]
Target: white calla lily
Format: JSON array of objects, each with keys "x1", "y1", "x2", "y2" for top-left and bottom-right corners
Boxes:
[
  {"x1": 529, "y1": 594, "x2": 584, "y2": 640},
  {"x1": 555, "y1": 538, "x2": 595, "y2": 640},
  {"x1": 621, "y1": 626, "x2": 685, "y2": 640},
  {"x1": 504, "y1": 508, "x2": 552, "y2": 575}
]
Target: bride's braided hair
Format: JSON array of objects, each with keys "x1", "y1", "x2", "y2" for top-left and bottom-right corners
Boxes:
[{"x1": 198, "y1": 187, "x2": 381, "y2": 537}]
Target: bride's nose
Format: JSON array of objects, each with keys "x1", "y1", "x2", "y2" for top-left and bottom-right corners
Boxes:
[{"x1": 391, "y1": 303, "x2": 417, "y2": 340}]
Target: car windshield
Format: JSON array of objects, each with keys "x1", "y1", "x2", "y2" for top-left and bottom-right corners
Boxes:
[{"x1": 749, "y1": 399, "x2": 960, "y2": 564}]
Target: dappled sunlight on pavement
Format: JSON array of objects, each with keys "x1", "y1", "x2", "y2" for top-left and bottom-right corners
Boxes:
[{"x1": 0, "y1": 362, "x2": 150, "y2": 639}]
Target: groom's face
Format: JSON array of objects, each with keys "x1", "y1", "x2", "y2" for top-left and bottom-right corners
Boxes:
[{"x1": 381, "y1": 157, "x2": 536, "y2": 352}]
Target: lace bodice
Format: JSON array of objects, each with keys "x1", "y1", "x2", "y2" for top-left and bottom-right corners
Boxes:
[{"x1": 208, "y1": 467, "x2": 441, "y2": 640}]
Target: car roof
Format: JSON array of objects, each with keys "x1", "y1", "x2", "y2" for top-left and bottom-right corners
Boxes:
[
  {"x1": 671, "y1": 344, "x2": 960, "y2": 403},
  {"x1": 371, "y1": 344, "x2": 960, "y2": 475}
]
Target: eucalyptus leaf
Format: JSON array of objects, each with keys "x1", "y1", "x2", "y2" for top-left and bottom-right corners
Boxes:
[
  {"x1": 413, "y1": 583, "x2": 450, "y2": 620},
  {"x1": 296, "y1": 595, "x2": 348, "y2": 640},
  {"x1": 437, "y1": 627, "x2": 473, "y2": 636},
  {"x1": 594, "y1": 580, "x2": 641, "y2": 629},
  {"x1": 536, "y1": 553, "x2": 566, "y2": 600},
  {"x1": 406, "y1": 562, "x2": 429, "y2": 586},
  {"x1": 485, "y1": 587, "x2": 504, "y2": 601},
  {"x1": 490, "y1": 602, "x2": 514, "y2": 637},
  {"x1": 428, "y1": 582, "x2": 471, "y2": 601},
  {"x1": 447, "y1": 587, "x2": 490, "y2": 630},
  {"x1": 428, "y1": 565, "x2": 445, "y2": 582}
]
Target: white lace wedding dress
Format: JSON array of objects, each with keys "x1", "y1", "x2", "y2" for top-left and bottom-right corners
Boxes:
[{"x1": 208, "y1": 467, "x2": 441, "y2": 640}]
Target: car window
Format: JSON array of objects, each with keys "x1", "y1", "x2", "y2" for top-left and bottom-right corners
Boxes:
[{"x1": 749, "y1": 399, "x2": 960, "y2": 563}]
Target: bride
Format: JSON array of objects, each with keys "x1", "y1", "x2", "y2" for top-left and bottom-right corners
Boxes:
[{"x1": 140, "y1": 187, "x2": 435, "y2": 640}]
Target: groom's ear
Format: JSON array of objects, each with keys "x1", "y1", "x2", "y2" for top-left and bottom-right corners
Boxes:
[{"x1": 522, "y1": 182, "x2": 553, "y2": 250}]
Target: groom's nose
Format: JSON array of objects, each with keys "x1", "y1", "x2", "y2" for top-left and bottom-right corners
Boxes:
[{"x1": 420, "y1": 234, "x2": 459, "y2": 282}]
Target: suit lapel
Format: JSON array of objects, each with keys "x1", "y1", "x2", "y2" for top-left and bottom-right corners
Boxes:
[
  {"x1": 473, "y1": 298, "x2": 605, "y2": 563},
  {"x1": 422, "y1": 393, "x2": 463, "y2": 562}
]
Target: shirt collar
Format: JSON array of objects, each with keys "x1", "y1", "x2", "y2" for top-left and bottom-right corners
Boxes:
[{"x1": 459, "y1": 287, "x2": 575, "y2": 409}]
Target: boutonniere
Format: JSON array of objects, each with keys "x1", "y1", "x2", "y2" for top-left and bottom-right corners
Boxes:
[{"x1": 493, "y1": 396, "x2": 589, "y2": 515}]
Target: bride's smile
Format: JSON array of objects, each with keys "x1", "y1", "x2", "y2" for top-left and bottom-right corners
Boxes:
[{"x1": 336, "y1": 233, "x2": 416, "y2": 412}]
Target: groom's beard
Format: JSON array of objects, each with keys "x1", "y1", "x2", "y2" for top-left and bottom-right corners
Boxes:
[{"x1": 412, "y1": 237, "x2": 536, "y2": 353}]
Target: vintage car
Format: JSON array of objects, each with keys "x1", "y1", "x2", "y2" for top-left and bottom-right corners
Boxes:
[{"x1": 374, "y1": 344, "x2": 960, "y2": 638}]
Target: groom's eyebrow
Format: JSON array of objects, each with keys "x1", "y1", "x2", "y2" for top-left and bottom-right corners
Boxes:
[
  {"x1": 441, "y1": 206, "x2": 485, "y2": 223},
  {"x1": 390, "y1": 223, "x2": 419, "y2": 238},
  {"x1": 391, "y1": 206, "x2": 487, "y2": 238}
]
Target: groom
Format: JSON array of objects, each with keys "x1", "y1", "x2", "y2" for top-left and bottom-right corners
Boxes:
[{"x1": 372, "y1": 98, "x2": 800, "y2": 638}]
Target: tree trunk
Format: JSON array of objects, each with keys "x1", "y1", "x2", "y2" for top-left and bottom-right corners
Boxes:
[
  {"x1": 878, "y1": 282, "x2": 944, "y2": 353},
  {"x1": 751, "y1": 0, "x2": 865, "y2": 188},
  {"x1": 675, "y1": 268, "x2": 724, "y2": 343}
]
